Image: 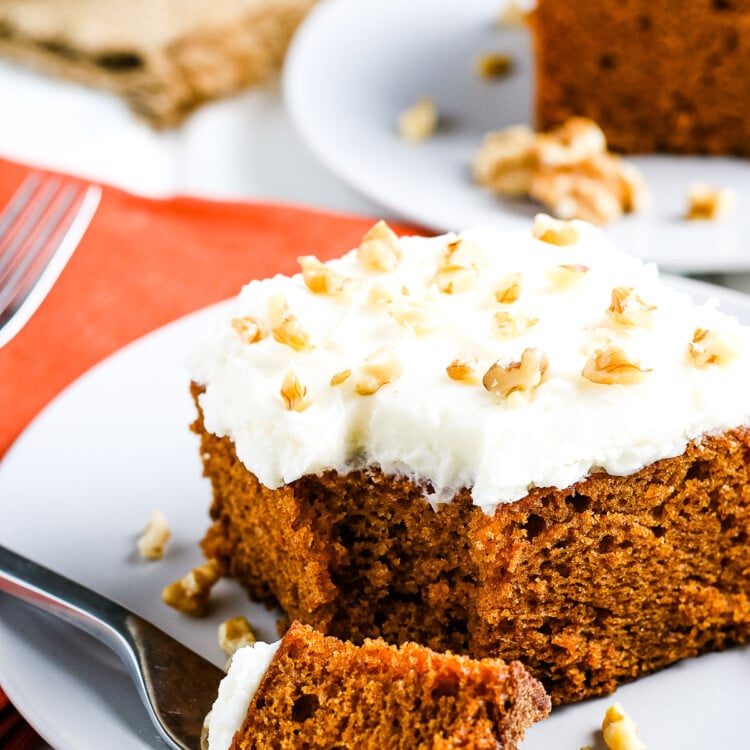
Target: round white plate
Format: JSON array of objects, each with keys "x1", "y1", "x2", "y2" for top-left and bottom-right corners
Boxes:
[
  {"x1": 283, "y1": 0, "x2": 750, "y2": 274},
  {"x1": 1, "y1": 276, "x2": 749, "y2": 749}
]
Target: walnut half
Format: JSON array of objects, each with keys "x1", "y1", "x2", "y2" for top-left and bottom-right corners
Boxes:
[{"x1": 482, "y1": 348, "x2": 548, "y2": 399}]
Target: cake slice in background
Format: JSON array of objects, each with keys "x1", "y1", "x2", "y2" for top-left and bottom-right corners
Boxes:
[
  {"x1": 206, "y1": 621, "x2": 550, "y2": 750},
  {"x1": 533, "y1": 0, "x2": 750, "y2": 155},
  {"x1": 0, "y1": 0, "x2": 315, "y2": 127},
  {"x1": 191, "y1": 216, "x2": 750, "y2": 704}
]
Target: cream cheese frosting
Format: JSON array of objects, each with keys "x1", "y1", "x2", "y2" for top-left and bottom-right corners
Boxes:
[
  {"x1": 207, "y1": 639, "x2": 281, "y2": 750},
  {"x1": 190, "y1": 218, "x2": 750, "y2": 513}
]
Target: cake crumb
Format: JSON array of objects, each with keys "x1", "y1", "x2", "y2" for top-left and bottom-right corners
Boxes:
[
  {"x1": 162, "y1": 559, "x2": 221, "y2": 617},
  {"x1": 397, "y1": 97, "x2": 438, "y2": 142},
  {"x1": 685, "y1": 182, "x2": 737, "y2": 221},
  {"x1": 475, "y1": 52, "x2": 514, "y2": 79},
  {"x1": 218, "y1": 615, "x2": 257, "y2": 656},
  {"x1": 136, "y1": 510, "x2": 170, "y2": 561},
  {"x1": 474, "y1": 117, "x2": 648, "y2": 225},
  {"x1": 602, "y1": 702, "x2": 647, "y2": 750}
]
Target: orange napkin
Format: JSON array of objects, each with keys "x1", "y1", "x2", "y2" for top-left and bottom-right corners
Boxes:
[{"x1": 0, "y1": 156, "x2": 417, "y2": 746}]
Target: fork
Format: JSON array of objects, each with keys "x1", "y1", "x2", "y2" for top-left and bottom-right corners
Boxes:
[
  {"x1": 0, "y1": 173, "x2": 101, "y2": 349},
  {"x1": 0, "y1": 544, "x2": 226, "y2": 750}
]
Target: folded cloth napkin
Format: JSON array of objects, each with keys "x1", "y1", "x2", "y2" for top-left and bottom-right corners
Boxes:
[{"x1": 0, "y1": 156, "x2": 416, "y2": 747}]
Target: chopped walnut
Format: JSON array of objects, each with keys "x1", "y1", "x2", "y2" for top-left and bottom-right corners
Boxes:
[
  {"x1": 475, "y1": 52, "x2": 513, "y2": 79},
  {"x1": 218, "y1": 616, "x2": 257, "y2": 656},
  {"x1": 688, "y1": 328, "x2": 737, "y2": 368},
  {"x1": 388, "y1": 296, "x2": 439, "y2": 335},
  {"x1": 397, "y1": 97, "x2": 438, "y2": 142},
  {"x1": 482, "y1": 348, "x2": 549, "y2": 399},
  {"x1": 357, "y1": 221, "x2": 402, "y2": 272},
  {"x1": 474, "y1": 117, "x2": 648, "y2": 225},
  {"x1": 491, "y1": 310, "x2": 538, "y2": 338},
  {"x1": 685, "y1": 182, "x2": 737, "y2": 221},
  {"x1": 532, "y1": 213, "x2": 580, "y2": 246},
  {"x1": 367, "y1": 278, "x2": 409, "y2": 305},
  {"x1": 162, "y1": 559, "x2": 221, "y2": 618},
  {"x1": 545, "y1": 263, "x2": 590, "y2": 289},
  {"x1": 602, "y1": 703, "x2": 647, "y2": 750},
  {"x1": 330, "y1": 368, "x2": 352, "y2": 386},
  {"x1": 354, "y1": 347, "x2": 403, "y2": 395},
  {"x1": 607, "y1": 287, "x2": 656, "y2": 329},
  {"x1": 446, "y1": 353, "x2": 480, "y2": 384},
  {"x1": 280, "y1": 367, "x2": 311, "y2": 412},
  {"x1": 231, "y1": 316, "x2": 266, "y2": 345},
  {"x1": 201, "y1": 713, "x2": 211, "y2": 750},
  {"x1": 535, "y1": 117, "x2": 607, "y2": 168},
  {"x1": 498, "y1": 0, "x2": 531, "y2": 26},
  {"x1": 298, "y1": 255, "x2": 354, "y2": 295},
  {"x1": 493, "y1": 272, "x2": 522, "y2": 303},
  {"x1": 473, "y1": 126, "x2": 536, "y2": 196},
  {"x1": 269, "y1": 294, "x2": 313, "y2": 352},
  {"x1": 582, "y1": 346, "x2": 651, "y2": 385},
  {"x1": 136, "y1": 510, "x2": 170, "y2": 561},
  {"x1": 441, "y1": 238, "x2": 488, "y2": 272},
  {"x1": 435, "y1": 265, "x2": 478, "y2": 294}
]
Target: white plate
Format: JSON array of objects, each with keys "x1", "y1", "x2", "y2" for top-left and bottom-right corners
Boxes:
[
  {"x1": 1, "y1": 276, "x2": 749, "y2": 750},
  {"x1": 283, "y1": 0, "x2": 750, "y2": 274}
]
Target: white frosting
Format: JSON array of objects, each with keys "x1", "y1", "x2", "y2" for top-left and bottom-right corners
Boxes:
[
  {"x1": 207, "y1": 639, "x2": 281, "y2": 750},
  {"x1": 190, "y1": 223, "x2": 750, "y2": 513}
]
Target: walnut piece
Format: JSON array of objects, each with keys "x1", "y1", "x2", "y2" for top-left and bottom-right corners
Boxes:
[
  {"x1": 602, "y1": 703, "x2": 647, "y2": 750},
  {"x1": 685, "y1": 182, "x2": 737, "y2": 221},
  {"x1": 545, "y1": 263, "x2": 590, "y2": 289},
  {"x1": 357, "y1": 221, "x2": 402, "y2": 272},
  {"x1": 688, "y1": 328, "x2": 737, "y2": 368},
  {"x1": 397, "y1": 97, "x2": 438, "y2": 142},
  {"x1": 298, "y1": 255, "x2": 354, "y2": 295},
  {"x1": 582, "y1": 346, "x2": 651, "y2": 385},
  {"x1": 475, "y1": 52, "x2": 513, "y2": 79},
  {"x1": 354, "y1": 347, "x2": 403, "y2": 395},
  {"x1": 136, "y1": 509, "x2": 170, "y2": 561},
  {"x1": 491, "y1": 310, "x2": 538, "y2": 339},
  {"x1": 474, "y1": 117, "x2": 648, "y2": 225},
  {"x1": 442, "y1": 238, "x2": 488, "y2": 272},
  {"x1": 162, "y1": 559, "x2": 221, "y2": 618},
  {"x1": 231, "y1": 316, "x2": 266, "y2": 345},
  {"x1": 435, "y1": 265, "x2": 477, "y2": 294},
  {"x1": 446, "y1": 353, "x2": 480, "y2": 384},
  {"x1": 330, "y1": 368, "x2": 352, "y2": 386},
  {"x1": 532, "y1": 213, "x2": 580, "y2": 246},
  {"x1": 388, "y1": 296, "x2": 439, "y2": 335},
  {"x1": 493, "y1": 272, "x2": 522, "y2": 303},
  {"x1": 280, "y1": 367, "x2": 311, "y2": 412},
  {"x1": 218, "y1": 616, "x2": 257, "y2": 656},
  {"x1": 607, "y1": 287, "x2": 656, "y2": 328},
  {"x1": 269, "y1": 294, "x2": 312, "y2": 351},
  {"x1": 498, "y1": 0, "x2": 531, "y2": 26},
  {"x1": 482, "y1": 348, "x2": 548, "y2": 398}
]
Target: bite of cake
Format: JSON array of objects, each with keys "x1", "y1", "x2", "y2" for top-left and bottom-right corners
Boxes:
[
  {"x1": 206, "y1": 620, "x2": 550, "y2": 750},
  {"x1": 190, "y1": 215, "x2": 750, "y2": 704}
]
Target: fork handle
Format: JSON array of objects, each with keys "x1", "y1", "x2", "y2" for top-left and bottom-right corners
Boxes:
[{"x1": 0, "y1": 543, "x2": 133, "y2": 654}]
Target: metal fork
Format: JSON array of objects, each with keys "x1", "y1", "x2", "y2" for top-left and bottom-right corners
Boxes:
[
  {"x1": 0, "y1": 173, "x2": 101, "y2": 349},
  {"x1": 0, "y1": 544, "x2": 225, "y2": 750}
]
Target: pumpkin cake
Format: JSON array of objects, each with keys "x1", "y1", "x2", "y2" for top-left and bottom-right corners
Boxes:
[
  {"x1": 205, "y1": 621, "x2": 550, "y2": 750},
  {"x1": 532, "y1": 0, "x2": 750, "y2": 155},
  {"x1": 190, "y1": 216, "x2": 750, "y2": 704}
]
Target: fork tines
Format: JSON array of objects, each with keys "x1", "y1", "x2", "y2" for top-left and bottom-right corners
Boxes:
[{"x1": 0, "y1": 173, "x2": 101, "y2": 348}]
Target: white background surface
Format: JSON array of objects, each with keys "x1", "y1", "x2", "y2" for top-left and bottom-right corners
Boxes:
[{"x1": 2, "y1": 0, "x2": 750, "y2": 746}]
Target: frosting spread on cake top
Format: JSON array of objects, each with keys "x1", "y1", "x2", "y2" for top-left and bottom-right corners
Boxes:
[
  {"x1": 190, "y1": 216, "x2": 750, "y2": 513},
  {"x1": 207, "y1": 639, "x2": 281, "y2": 750}
]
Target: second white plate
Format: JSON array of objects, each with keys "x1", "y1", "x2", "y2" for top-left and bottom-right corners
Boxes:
[{"x1": 283, "y1": 0, "x2": 750, "y2": 274}]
